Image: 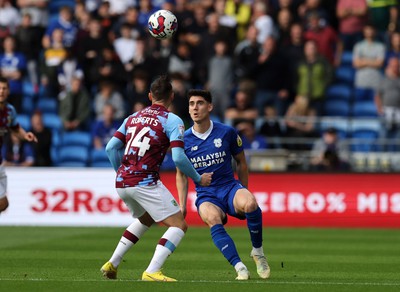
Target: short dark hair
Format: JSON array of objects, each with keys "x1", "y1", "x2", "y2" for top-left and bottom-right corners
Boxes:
[
  {"x1": 187, "y1": 89, "x2": 212, "y2": 103},
  {"x1": 0, "y1": 76, "x2": 9, "y2": 86},
  {"x1": 150, "y1": 75, "x2": 173, "y2": 102}
]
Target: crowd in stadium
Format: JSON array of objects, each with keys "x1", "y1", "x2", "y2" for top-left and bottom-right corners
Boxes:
[{"x1": 0, "y1": 0, "x2": 399, "y2": 168}]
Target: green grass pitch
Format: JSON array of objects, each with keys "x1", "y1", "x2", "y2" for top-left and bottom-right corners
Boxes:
[{"x1": 0, "y1": 226, "x2": 399, "y2": 292}]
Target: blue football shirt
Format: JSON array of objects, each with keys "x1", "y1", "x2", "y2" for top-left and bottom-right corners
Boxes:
[{"x1": 184, "y1": 121, "x2": 244, "y2": 188}]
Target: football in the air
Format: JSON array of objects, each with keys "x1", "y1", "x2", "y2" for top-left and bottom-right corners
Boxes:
[{"x1": 148, "y1": 9, "x2": 178, "y2": 40}]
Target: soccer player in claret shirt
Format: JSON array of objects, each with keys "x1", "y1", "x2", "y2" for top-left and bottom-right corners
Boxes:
[
  {"x1": 0, "y1": 77, "x2": 37, "y2": 214},
  {"x1": 176, "y1": 89, "x2": 270, "y2": 280},
  {"x1": 101, "y1": 75, "x2": 212, "y2": 282}
]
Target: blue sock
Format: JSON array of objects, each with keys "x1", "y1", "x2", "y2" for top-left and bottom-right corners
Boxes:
[
  {"x1": 210, "y1": 224, "x2": 241, "y2": 266},
  {"x1": 245, "y1": 207, "x2": 263, "y2": 248}
]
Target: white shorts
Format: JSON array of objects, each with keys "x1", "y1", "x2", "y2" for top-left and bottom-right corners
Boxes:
[
  {"x1": 117, "y1": 180, "x2": 180, "y2": 222},
  {"x1": 0, "y1": 165, "x2": 7, "y2": 199}
]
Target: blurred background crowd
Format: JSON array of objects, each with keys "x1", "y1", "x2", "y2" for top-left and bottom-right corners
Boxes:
[{"x1": 1, "y1": 0, "x2": 399, "y2": 171}]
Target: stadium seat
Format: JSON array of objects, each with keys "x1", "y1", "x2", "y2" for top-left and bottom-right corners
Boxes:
[
  {"x1": 323, "y1": 100, "x2": 351, "y2": 117},
  {"x1": 17, "y1": 114, "x2": 31, "y2": 130},
  {"x1": 42, "y1": 113, "x2": 63, "y2": 131},
  {"x1": 61, "y1": 131, "x2": 92, "y2": 148},
  {"x1": 90, "y1": 149, "x2": 111, "y2": 167},
  {"x1": 351, "y1": 101, "x2": 378, "y2": 117},
  {"x1": 350, "y1": 119, "x2": 381, "y2": 152},
  {"x1": 326, "y1": 84, "x2": 353, "y2": 101},
  {"x1": 340, "y1": 51, "x2": 353, "y2": 67},
  {"x1": 22, "y1": 80, "x2": 34, "y2": 97},
  {"x1": 354, "y1": 88, "x2": 375, "y2": 101},
  {"x1": 335, "y1": 66, "x2": 355, "y2": 85},
  {"x1": 57, "y1": 145, "x2": 89, "y2": 166},
  {"x1": 319, "y1": 117, "x2": 350, "y2": 139},
  {"x1": 37, "y1": 97, "x2": 58, "y2": 114},
  {"x1": 21, "y1": 96, "x2": 34, "y2": 114},
  {"x1": 49, "y1": 0, "x2": 76, "y2": 14}
]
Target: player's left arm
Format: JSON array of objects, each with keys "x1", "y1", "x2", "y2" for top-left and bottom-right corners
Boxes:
[
  {"x1": 11, "y1": 125, "x2": 38, "y2": 143},
  {"x1": 105, "y1": 118, "x2": 127, "y2": 172},
  {"x1": 176, "y1": 167, "x2": 189, "y2": 218},
  {"x1": 233, "y1": 151, "x2": 249, "y2": 189}
]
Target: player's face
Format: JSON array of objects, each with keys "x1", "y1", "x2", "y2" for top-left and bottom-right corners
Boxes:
[
  {"x1": 0, "y1": 82, "x2": 9, "y2": 103},
  {"x1": 188, "y1": 96, "x2": 212, "y2": 122}
]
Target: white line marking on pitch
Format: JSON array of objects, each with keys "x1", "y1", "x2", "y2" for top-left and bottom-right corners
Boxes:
[{"x1": 0, "y1": 279, "x2": 399, "y2": 286}]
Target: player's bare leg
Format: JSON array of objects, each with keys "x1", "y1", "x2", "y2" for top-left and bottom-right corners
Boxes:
[
  {"x1": 199, "y1": 202, "x2": 250, "y2": 280},
  {"x1": 234, "y1": 189, "x2": 270, "y2": 279},
  {"x1": 142, "y1": 211, "x2": 187, "y2": 282},
  {"x1": 101, "y1": 212, "x2": 153, "y2": 279},
  {"x1": 0, "y1": 196, "x2": 8, "y2": 212}
]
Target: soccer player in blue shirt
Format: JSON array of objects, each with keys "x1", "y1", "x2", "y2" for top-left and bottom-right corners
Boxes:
[{"x1": 176, "y1": 89, "x2": 270, "y2": 280}]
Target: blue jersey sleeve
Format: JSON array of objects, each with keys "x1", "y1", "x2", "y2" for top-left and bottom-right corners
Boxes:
[
  {"x1": 229, "y1": 126, "x2": 244, "y2": 156},
  {"x1": 165, "y1": 113, "x2": 185, "y2": 144}
]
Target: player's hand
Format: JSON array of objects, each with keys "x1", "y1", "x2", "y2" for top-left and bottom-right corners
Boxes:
[
  {"x1": 199, "y1": 172, "x2": 213, "y2": 186},
  {"x1": 25, "y1": 132, "x2": 38, "y2": 143}
]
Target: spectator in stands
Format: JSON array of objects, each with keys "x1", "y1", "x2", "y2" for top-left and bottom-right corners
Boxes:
[
  {"x1": 298, "y1": 0, "x2": 330, "y2": 27},
  {"x1": 366, "y1": 0, "x2": 398, "y2": 39},
  {"x1": 0, "y1": 0, "x2": 21, "y2": 37},
  {"x1": 78, "y1": 17, "x2": 109, "y2": 92},
  {"x1": 106, "y1": 0, "x2": 136, "y2": 17},
  {"x1": 225, "y1": 89, "x2": 258, "y2": 123},
  {"x1": 17, "y1": 0, "x2": 49, "y2": 34},
  {"x1": 113, "y1": 23, "x2": 137, "y2": 71},
  {"x1": 40, "y1": 28, "x2": 67, "y2": 97},
  {"x1": 137, "y1": 0, "x2": 157, "y2": 29},
  {"x1": 94, "y1": 80, "x2": 125, "y2": 121},
  {"x1": 92, "y1": 103, "x2": 120, "y2": 150},
  {"x1": 15, "y1": 13, "x2": 42, "y2": 95},
  {"x1": 284, "y1": 95, "x2": 317, "y2": 149},
  {"x1": 0, "y1": 36, "x2": 26, "y2": 112},
  {"x1": 59, "y1": 76, "x2": 91, "y2": 131},
  {"x1": 112, "y1": 7, "x2": 145, "y2": 40},
  {"x1": 296, "y1": 40, "x2": 332, "y2": 116},
  {"x1": 233, "y1": 25, "x2": 260, "y2": 81},
  {"x1": 235, "y1": 119, "x2": 268, "y2": 150},
  {"x1": 30, "y1": 110, "x2": 52, "y2": 166},
  {"x1": 207, "y1": 40, "x2": 234, "y2": 120},
  {"x1": 125, "y1": 70, "x2": 150, "y2": 109},
  {"x1": 252, "y1": 1, "x2": 275, "y2": 45},
  {"x1": 94, "y1": 0, "x2": 117, "y2": 42},
  {"x1": 90, "y1": 45, "x2": 127, "y2": 89},
  {"x1": 303, "y1": 11, "x2": 341, "y2": 66},
  {"x1": 57, "y1": 49, "x2": 84, "y2": 93},
  {"x1": 42, "y1": 6, "x2": 78, "y2": 49},
  {"x1": 168, "y1": 41, "x2": 193, "y2": 86},
  {"x1": 170, "y1": 72, "x2": 191, "y2": 126},
  {"x1": 2, "y1": 133, "x2": 34, "y2": 167},
  {"x1": 385, "y1": 31, "x2": 400, "y2": 65},
  {"x1": 276, "y1": 8, "x2": 293, "y2": 48},
  {"x1": 254, "y1": 36, "x2": 290, "y2": 116},
  {"x1": 353, "y1": 23, "x2": 385, "y2": 91},
  {"x1": 310, "y1": 127, "x2": 351, "y2": 171},
  {"x1": 224, "y1": 0, "x2": 251, "y2": 41},
  {"x1": 336, "y1": 0, "x2": 368, "y2": 51},
  {"x1": 259, "y1": 104, "x2": 285, "y2": 149},
  {"x1": 374, "y1": 57, "x2": 400, "y2": 150}
]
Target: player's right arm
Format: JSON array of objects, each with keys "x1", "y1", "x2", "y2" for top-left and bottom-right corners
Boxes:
[
  {"x1": 105, "y1": 118, "x2": 127, "y2": 172},
  {"x1": 176, "y1": 167, "x2": 188, "y2": 218}
]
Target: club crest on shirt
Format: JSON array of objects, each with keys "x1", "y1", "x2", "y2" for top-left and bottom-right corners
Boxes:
[
  {"x1": 214, "y1": 138, "x2": 222, "y2": 148},
  {"x1": 237, "y1": 135, "x2": 242, "y2": 147},
  {"x1": 171, "y1": 199, "x2": 178, "y2": 207}
]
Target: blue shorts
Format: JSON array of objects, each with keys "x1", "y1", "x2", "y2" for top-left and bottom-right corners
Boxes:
[{"x1": 195, "y1": 180, "x2": 246, "y2": 221}]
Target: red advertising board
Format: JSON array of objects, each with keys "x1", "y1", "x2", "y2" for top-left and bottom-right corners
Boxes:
[{"x1": 161, "y1": 172, "x2": 400, "y2": 228}]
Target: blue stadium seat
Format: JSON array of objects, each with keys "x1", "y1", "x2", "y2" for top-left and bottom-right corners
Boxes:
[
  {"x1": 324, "y1": 100, "x2": 351, "y2": 117},
  {"x1": 351, "y1": 101, "x2": 378, "y2": 117},
  {"x1": 61, "y1": 131, "x2": 92, "y2": 148},
  {"x1": 48, "y1": 0, "x2": 76, "y2": 14},
  {"x1": 21, "y1": 96, "x2": 34, "y2": 114},
  {"x1": 42, "y1": 113, "x2": 63, "y2": 131},
  {"x1": 335, "y1": 66, "x2": 355, "y2": 85},
  {"x1": 354, "y1": 88, "x2": 375, "y2": 101},
  {"x1": 57, "y1": 145, "x2": 89, "y2": 166},
  {"x1": 37, "y1": 97, "x2": 58, "y2": 114},
  {"x1": 17, "y1": 114, "x2": 31, "y2": 130},
  {"x1": 350, "y1": 119, "x2": 381, "y2": 152},
  {"x1": 326, "y1": 84, "x2": 353, "y2": 101},
  {"x1": 319, "y1": 117, "x2": 350, "y2": 139},
  {"x1": 90, "y1": 149, "x2": 111, "y2": 167},
  {"x1": 340, "y1": 51, "x2": 353, "y2": 67},
  {"x1": 22, "y1": 80, "x2": 34, "y2": 97}
]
